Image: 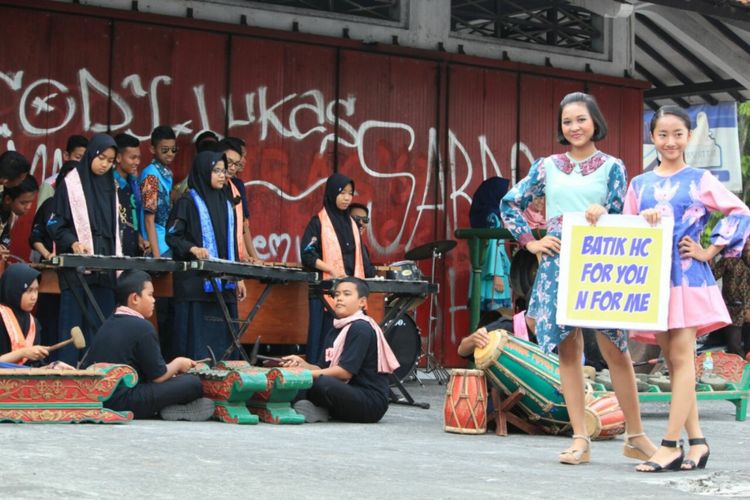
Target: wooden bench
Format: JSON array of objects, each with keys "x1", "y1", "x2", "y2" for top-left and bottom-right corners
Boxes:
[{"x1": 595, "y1": 352, "x2": 749, "y2": 421}]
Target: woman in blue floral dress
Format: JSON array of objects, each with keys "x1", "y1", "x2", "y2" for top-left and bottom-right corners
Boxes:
[{"x1": 501, "y1": 92, "x2": 655, "y2": 465}]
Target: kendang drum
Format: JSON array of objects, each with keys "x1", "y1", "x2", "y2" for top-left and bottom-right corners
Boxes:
[
  {"x1": 474, "y1": 329, "x2": 570, "y2": 430},
  {"x1": 386, "y1": 260, "x2": 423, "y2": 281},
  {"x1": 584, "y1": 395, "x2": 625, "y2": 440},
  {"x1": 443, "y1": 369, "x2": 487, "y2": 434}
]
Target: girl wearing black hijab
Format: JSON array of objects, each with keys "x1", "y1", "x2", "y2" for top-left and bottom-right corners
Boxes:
[
  {"x1": 300, "y1": 173, "x2": 375, "y2": 364},
  {"x1": 0, "y1": 264, "x2": 47, "y2": 365},
  {"x1": 48, "y1": 133, "x2": 121, "y2": 365},
  {"x1": 167, "y1": 151, "x2": 246, "y2": 360}
]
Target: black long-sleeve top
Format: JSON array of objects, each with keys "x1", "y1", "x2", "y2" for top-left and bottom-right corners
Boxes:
[
  {"x1": 0, "y1": 316, "x2": 43, "y2": 367},
  {"x1": 29, "y1": 197, "x2": 54, "y2": 254},
  {"x1": 300, "y1": 215, "x2": 375, "y2": 277},
  {"x1": 47, "y1": 180, "x2": 117, "y2": 290},
  {"x1": 166, "y1": 194, "x2": 238, "y2": 303}
]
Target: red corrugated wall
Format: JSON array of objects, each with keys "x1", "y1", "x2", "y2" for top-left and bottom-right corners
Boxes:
[{"x1": 0, "y1": 1, "x2": 647, "y2": 366}]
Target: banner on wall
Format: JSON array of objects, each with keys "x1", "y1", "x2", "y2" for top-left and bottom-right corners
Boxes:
[
  {"x1": 557, "y1": 214, "x2": 673, "y2": 332},
  {"x1": 643, "y1": 102, "x2": 742, "y2": 193}
]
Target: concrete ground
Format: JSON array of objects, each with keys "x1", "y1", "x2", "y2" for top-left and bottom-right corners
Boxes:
[{"x1": 0, "y1": 376, "x2": 748, "y2": 500}]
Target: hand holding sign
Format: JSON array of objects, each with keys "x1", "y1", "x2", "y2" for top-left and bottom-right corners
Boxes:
[
  {"x1": 584, "y1": 203, "x2": 607, "y2": 226},
  {"x1": 557, "y1": 213, "x2": 673, "y2": 331},
  {"x1": 640, "y1": 208, "x2": 662, "y2": 226}
]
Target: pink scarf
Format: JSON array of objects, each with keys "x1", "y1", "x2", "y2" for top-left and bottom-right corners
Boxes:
[
  {"x1": 115, "y1": 305, "x2": 144, "y2": 319},
  {"x1": 326, "y1": 311, "x2": 400, "y2": 374},
  {"x1": 66, "y1": 168, "x2": 122, "y2": 257},
  {"x1": 512, "y1": 311, "x2": 529, "y2": 341},
  {"x1": 522, "y1": 206, "x2": 546, "y2": 230}
]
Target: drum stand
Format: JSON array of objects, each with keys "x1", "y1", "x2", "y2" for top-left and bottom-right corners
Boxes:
[{"x1": 420, "y1": 247, "x2": 451, "y2": 385}]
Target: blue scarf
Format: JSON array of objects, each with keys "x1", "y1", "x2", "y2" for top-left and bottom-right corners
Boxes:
[{"x1": 189, "y1": 188, "x2": 235, "y2": 293}]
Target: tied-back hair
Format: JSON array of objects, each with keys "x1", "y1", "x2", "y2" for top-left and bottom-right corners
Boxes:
[
  {"x1": 557, "y1": 92, "x2": 608, "y2": 145},
  {"x1": 335, "y1": 276, "x2": 370, "y2": 298},
  {"x1": 649, "y1": 105, "x2": 692, "y2": 133},
  {"x1": 116, "y1": 269, "x2": 152, "y2": 306}
]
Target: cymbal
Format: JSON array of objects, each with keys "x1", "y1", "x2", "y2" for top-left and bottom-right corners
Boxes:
[{"x1": 404, "y1": 240, "x2": 457, "y2": 261}]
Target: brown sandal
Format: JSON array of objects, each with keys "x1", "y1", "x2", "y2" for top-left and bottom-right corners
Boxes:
[
  {"x1": 559, "y1": 434, "x2": 591, "y2": 465},
  {"x1": 623, "y1": 432, "x2": 652, "y2": 461}
]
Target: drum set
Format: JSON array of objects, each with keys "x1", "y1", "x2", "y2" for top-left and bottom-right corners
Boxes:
[{"x1": 383, "y1": 239, "x2": 456, "y2": 387}]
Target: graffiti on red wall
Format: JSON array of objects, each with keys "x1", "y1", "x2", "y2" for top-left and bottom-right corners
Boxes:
[{"x1": 0, "y1": 6, "x2": 643, "y2": 366}]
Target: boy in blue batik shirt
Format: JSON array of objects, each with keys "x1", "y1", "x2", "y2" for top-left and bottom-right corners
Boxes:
[
  {"x1": 140, "y1": 125, "x2": 177, "y2": 258},
  {"x1": 114, "y1": 133, "x2": 147, "y2": 257}
]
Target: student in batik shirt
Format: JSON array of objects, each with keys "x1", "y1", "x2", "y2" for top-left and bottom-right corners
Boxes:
[
  {"x1": 140, "y1": 125, "x2": 177, "y2": 258},
  {"x1": 114, "y1": 133, "x2": 147, "y2": 257}
]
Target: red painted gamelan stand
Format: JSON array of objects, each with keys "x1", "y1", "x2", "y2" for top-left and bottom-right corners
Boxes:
[{"x1": 0, "y1": 363, "x2": 137, "y2": 423}]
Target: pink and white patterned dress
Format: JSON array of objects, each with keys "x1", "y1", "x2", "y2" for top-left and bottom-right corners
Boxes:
[{"x1": 624, "y1": 166, "x2": 750, "y2": 343}]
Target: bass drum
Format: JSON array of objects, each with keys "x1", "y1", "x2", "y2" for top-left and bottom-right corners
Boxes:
[
  {"x1": 509, "y1": 249, "x2": 538, "y2": 299},
  {"x1": 383, "y1": 314, "x2": 422, "y2": 382}
]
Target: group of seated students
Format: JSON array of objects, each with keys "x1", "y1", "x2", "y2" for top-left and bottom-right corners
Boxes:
[
  {"x1": 0, "y1": 129, "x2": 398, "y2": 424},
  {"x1": 0, "y1": 260, "x2": 397, "y2": 423}
]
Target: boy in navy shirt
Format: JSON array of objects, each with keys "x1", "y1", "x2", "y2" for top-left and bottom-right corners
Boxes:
[
  {"x1": 85, "y1": 270, "x2": 213, "y2": 421},
  {"x1": 282, "y1": 277, "x2": 399, "y2": 423}
]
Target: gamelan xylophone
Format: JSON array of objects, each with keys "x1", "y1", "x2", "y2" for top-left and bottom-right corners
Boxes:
[
  {"x1": 47, "y1": 254, "x2": 184, "y2": 328},
  {"x1": 188, "y1": 365, "x2": 268, "y2": 424},
  {"x1": 219, "y1": 360, "x2": 312, "y2": 424},
  {"x1": 50, "y1": 254, "x2": 184, "y2": 273},
  {"x1": 361, "y1": 278, "x2": 437, "y2": 297},
  {"x1": 186, "y1": 258, "x2": 315, "y2": 283},
  {"x1": 186, "y1": 259, "x2": 315, "y2": 363},
  {"x1": 189, "y1": 361, "x2": 312, "y2": 424}
]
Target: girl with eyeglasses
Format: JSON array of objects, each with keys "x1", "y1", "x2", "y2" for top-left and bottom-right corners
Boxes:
[{"x1": 166, "y1": 151, "x2": 247, "y2": 360}]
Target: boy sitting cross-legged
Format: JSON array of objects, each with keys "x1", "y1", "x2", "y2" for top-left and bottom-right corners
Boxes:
[{"x1": 85, "y1": 270, "x2": 213, "y2": 421}]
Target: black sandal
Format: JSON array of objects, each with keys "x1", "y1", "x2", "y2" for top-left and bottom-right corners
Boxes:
[
  {"x1": 682, "y1": 438, "x2": 710, "y2": 470},
  {"x1": 636, "y1": 439, "x2": 684, "y2": 473}
]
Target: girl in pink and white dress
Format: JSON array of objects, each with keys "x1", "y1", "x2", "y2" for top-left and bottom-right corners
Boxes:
[{"x1": 626, "y1": 105, "x2": 750, "y2": 472}]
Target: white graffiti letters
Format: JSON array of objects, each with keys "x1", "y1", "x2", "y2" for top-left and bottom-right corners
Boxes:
[{"x1": 19, "y1": 79, "x2": 76, "y2": 136}]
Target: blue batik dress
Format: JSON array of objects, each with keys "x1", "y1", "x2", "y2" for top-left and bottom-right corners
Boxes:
[{"x1": 500, "y1": 151, "x2": 629, "y2": 354}]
